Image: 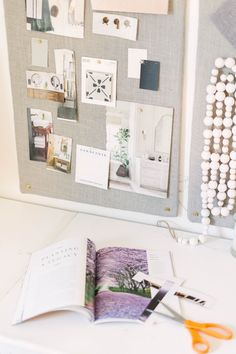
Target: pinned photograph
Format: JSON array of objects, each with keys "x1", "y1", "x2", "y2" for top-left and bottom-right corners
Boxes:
[
  {"x1": 81, "y1": 57, "x2": 117, "y2": 107},
  {"x1": 26, "y1": 70, "x2": 64, "y2": 103},
  {"x1": 27, "y1": 108, "x2": 53, "y2": 162},
  {"x1": 106, "y1": 101, "x2": 174, "y2": 198},
  {"x1": 26, "y1": 0, "x2": 85, "y2": 39},
  {"x1": 47, "y1": 134, "x2": 72, "y2": 173},
  {"x1": 54, "y1": 49, "x2": 77, "y2": 121}
]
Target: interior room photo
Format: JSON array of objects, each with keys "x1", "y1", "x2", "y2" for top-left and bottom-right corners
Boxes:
[{"x1": 0, "y1": 0, "x2": 236, "y2": 353}]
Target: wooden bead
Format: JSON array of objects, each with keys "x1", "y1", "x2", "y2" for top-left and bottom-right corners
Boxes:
[
  {"x1": 211, "y1": 207, "x2": 221, "y2": 216},
  {"x1": 206, "y1": 84, "x2": 216, "y2": 94},
  {"x1": 225, "y1": 57, "x2": 235, "y2": 68},
  {"x1": 221, "y1": 207, "x2": 230, "y2": 217},
  {"x1": 216, "y1": 82, "x2": 226, "y2": 92},
  {"x1": 203, "y1": 130, "x2": 213, "y2": 139},
  {"x1": 215, "y1": 91, "x2": 225, "y2": 102},
  {"x1": 207, "y1": 94, "x2": 216, "y2": 104},
  {"x1": 215, "y1": 57, "x2": 225, "y2": 68}
]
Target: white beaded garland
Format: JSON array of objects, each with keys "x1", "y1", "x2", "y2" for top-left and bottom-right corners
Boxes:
[{"x1": 200, "y1": 57, "x2": 236, "y2": 242}]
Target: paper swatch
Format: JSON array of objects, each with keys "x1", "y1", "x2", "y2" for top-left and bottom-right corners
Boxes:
[
  {"x1": 31, "y1": 38, "x2": 48, "y2": 67},
  {"x1": 140, "y1": 60, "x2": 160, "y2": 91},
  {"x1": 91, "y1": 0, "x2": 169, "y2": 15},
  {"x1": 128, "y1": 49, "x2": 147, "y2": 79},
  {"x1": 93, "y1": 12, "x2": 138, "y2": 41},
  {"x1": 75, "y1": 145, "x2": 110, "y2": 190}
]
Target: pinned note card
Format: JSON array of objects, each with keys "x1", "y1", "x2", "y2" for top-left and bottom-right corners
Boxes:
[
  {"x1": 128, "y1": 49, "x2": 147, "y2": 79},
  {"x1": 31, "y1": 38, "x2": 48, "y2": 67},
  {"x1": 75, "y1": 145, "x2": 110, "y2": 190}
]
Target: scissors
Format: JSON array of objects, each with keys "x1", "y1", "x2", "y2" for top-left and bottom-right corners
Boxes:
[{"x1": 155, "y1": 302, "x2": 233, "y2": 354}]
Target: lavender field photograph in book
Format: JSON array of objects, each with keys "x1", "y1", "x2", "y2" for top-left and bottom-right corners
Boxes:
[
  {"x1": 85, "y1": 239, "x2": 96, "y2": 313},
  {"x1": 95, "y1": 247, "x2": 151, "y2": 321}
]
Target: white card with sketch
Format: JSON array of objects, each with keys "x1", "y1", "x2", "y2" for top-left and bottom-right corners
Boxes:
[
  {"x1": 93, "y1": 12, "x2": 138, "y2": 41},
  {"x1": 26, "y1": 0, "x2": 85, "y2": 39},
  {"x1": 75, "y1": 145, "x2": 110, "y2": 190},
  {"x1": 81, "y1": 57, "x2": 117, "y2": 107},
  {"x1": 106, "y1": 101, "x2": 173, "y2": 199}
]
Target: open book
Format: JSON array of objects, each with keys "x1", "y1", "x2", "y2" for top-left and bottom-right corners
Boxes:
[{"x1": 13, "y1": 237, "x2": 176, "y2": 324}]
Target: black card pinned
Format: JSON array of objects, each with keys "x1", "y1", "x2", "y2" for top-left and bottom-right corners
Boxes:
[{"x1": 139, "y1": 60, "x2": 160, "y2": 91}]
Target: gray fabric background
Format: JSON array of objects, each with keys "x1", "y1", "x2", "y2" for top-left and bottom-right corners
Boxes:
[
  {"x1": 211, "y1": 0, "x2": 236, "y2": 49},
  {"x1": 188, "y1": 0, "x2": 236, "y2": 228},
  {"x1": 4, "y1": 0, "x2": 185, "y2": 217}
]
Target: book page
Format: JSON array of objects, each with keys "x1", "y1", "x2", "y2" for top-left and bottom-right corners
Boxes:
[
  {"x1": 94, "y1": 247, "x2": 172, "y2": 322},
  {"x1": 13, "y1": 238, "x2": 88, "y2": 324}
]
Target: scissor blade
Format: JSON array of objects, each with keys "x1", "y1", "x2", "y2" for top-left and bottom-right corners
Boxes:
[
  {"x1": 151, "y1": 310, "x2": 181, "y2": 323},
  {"x1": 160, "y1": 302, "x2": 185, "y2": 323}
]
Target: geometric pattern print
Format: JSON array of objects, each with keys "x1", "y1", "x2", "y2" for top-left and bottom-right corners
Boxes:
[{"x1": 86, "y1": 71, "x2": 113, "y2": 102}]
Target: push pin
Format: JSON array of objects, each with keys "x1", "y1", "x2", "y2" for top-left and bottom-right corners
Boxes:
[
  {"x1": 102, "y1": 17, "x2": 109, "y2": 25},
  {"x1": 114, "y1": 18, "x2": 120, "y2": 29}
]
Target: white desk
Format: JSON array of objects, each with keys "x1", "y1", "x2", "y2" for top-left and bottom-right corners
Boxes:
[{"x1": 0, "y1": 198, "x2": 236, "y2": 354}]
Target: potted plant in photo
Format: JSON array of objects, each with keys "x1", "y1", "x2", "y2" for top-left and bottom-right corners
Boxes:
[{"x1": 113, "y1": 128, "x2": 130, "y2": 177}]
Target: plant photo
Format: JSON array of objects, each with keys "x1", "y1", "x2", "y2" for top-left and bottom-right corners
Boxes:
[{"x1": 106, "y1": 101, "x2": 174, "y2": 199}]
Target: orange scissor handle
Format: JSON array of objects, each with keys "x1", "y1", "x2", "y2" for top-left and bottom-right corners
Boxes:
[
  {"x1": 185, "y1": 320, "x2": 233, "y2": 340},
  {"x1": 187, "y1": 328, "x2": 210, "y2": 354}
]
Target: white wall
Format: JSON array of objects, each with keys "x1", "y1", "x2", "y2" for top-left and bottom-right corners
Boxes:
[{"x1": 0, "y1": 0, "x2": 234, "y2": 239}]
